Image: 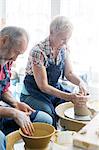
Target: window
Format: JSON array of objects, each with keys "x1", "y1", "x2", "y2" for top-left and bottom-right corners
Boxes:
[
  {"x1": 6, "y1": 0, "x2": 51, "y2": 73},
  {"x1": 60, "y1": 0, "x2": 99, "y2": 85}
]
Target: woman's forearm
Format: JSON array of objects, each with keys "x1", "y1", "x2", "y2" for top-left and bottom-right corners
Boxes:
[
  {"x1": 66, "y1": 72, "x2": 81, "y2": 86},
  {"x1": 40, "y1": 84, "x2": 71, "y2": 101}
]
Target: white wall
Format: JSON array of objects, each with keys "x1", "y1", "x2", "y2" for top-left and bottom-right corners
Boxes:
[
  {"x1": 0, "y1": 0, "x2": 6, "y2": 28},
  {"x1": 60, "y1": 0, "x2": 99, "y2": 87}
]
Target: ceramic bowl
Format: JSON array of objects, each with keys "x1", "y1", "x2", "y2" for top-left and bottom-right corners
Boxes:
[{"x1": 19, "y1": 123, "x2": 55, "y2": 149}]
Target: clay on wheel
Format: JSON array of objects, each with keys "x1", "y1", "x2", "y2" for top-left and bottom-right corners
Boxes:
[{"x1": 74, "y1": 105, "x2": 91, "y2": 116}]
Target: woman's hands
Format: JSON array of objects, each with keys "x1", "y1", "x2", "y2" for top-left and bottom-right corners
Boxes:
[
  {"x1": 79, "y1": 81, "x2": 88, "y2": 96},
  {"x1": 67, "y1": 93, "x2": 89, "y2": 107},
  {"x1": 13, "y1": 109, "x2": 35, "y2": 136}
]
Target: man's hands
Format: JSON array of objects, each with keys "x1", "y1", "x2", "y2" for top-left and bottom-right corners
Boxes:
[
  {"x1": 14, "y1": 109, "x2": 35, "y2": 136},
  {"x1": 14, "y1": 102, "x2": 35, "y2": 136},
  {"x1": 2, "y1": 91, "x2": 36, "y2": 135},
  {"x1": 15, "y1": 101, "x2": 36, "y2": 113}
]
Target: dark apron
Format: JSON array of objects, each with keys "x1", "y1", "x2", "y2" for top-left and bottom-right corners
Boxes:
[
  {"x1": 0, "y1": 65, "x2": 10, "y2": 131},
  {"x1": 0, "y1": 65, "x2": 10, "y2": 98},
  {"x1": 23, "y1": 49, "x2": 69, "y2": 127}
]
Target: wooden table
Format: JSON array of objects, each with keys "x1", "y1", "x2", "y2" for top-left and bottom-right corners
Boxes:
[{"x1": 73, "y1": 113, "x2": 99, "y2": 150}]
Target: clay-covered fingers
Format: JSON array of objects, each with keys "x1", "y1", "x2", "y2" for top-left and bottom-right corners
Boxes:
[
  {"x1": 21, "y1": 122, "x2": 35, "y2": 136},
  {"x1": 25, "y1": 111, "x2": 32, "y2": 116},
  {"x1": 79, "y1": 81, "x2": 88, "y2": 96},
  {"x1": 75, "y1": 101, "x2": 86, "y2": 107},
  {"x1": 14, "y1": 110, "x2": 35, "y2": 136},
  {"x1": 21, "y1": 127, "x2": 29, "y2": 136},
  {"x1": 25, "y1": 104, "x2": 36, "y2": 113},
  {"x1": 70, "y1": 93, "x2": 86, "y2": 103},
  {"x1": 75, "y1": 94, "x2": 88, "y2": 107},
  {"x1": 79, "y1": 88, "x2": 87, "y2": 96},
  {"x1": 27, "y1": 122, "x2": 35, "y2": 136},
  {"x1": 16, "y1": 102, "x2": 36, "y2": 113}
]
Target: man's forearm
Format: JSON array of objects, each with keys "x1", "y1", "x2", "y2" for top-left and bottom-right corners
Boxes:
[
  {"x1": 0, "y1": 106, "x2": 16, "y2": 118},
  {"x1": 1, "y1": 90, "x2": 17, "y2": 108}
]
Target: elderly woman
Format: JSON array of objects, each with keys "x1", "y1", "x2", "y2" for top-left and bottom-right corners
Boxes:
[{"x1": 20, "y1": 16, "x2": 88, "y2": 127}]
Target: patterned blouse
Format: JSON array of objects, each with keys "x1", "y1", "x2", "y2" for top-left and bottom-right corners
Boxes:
[{"x1": 26, "y1": 37, "x2": 69, "y2": 75}]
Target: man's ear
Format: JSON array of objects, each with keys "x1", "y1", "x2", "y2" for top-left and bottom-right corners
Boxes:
[{"x1": 0, "y1": 35, "x2": 10, "y2": 48}]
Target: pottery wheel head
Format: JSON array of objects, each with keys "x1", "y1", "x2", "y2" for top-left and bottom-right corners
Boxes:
[{"x1": 64, "y1": 107, "x2": 94, "y2": 121}]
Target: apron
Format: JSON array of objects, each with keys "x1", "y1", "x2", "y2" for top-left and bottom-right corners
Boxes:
[
  {"x1": 23, "y1": 49, "x2": 69, "y2": 127},
  {"x1": 0, "y1": 65, "x2": 10, "y2": 97},
  {"x1": 0, "y1": 65, "x2": 10, "y2": 130}
]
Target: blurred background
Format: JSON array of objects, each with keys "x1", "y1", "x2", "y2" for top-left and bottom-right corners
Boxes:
[{"x1": 0, "y1": 0, "x2": 99, "y2": 100}]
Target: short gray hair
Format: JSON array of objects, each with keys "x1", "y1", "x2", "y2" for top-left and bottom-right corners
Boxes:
[
  {"x1": 0, "y1": 26, "x2": 28, "y2": 49},
  {"x1": 50, "y1": 16, "x2": 73, "y2": 34}
]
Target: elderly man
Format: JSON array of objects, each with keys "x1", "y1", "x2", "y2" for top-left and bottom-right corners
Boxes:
[{"x1": 0, "y1": 26, "x2": 52, "y2": 150}]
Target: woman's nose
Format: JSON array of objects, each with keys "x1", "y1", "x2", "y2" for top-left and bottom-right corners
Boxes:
[{"x1": 63, "y1": 40, "x2": 67, "y2": 44}]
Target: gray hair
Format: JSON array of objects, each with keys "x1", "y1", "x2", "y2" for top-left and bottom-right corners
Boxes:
[
  {"x1": 0, "y1": 26, "x2": 28, "y2": 49},
  {"x1": 50, "y1": 16, "x2": 73, "y2": 34}
]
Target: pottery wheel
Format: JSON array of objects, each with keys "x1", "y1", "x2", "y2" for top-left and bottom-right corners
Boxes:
[
  {"x1": 64, "y1": 107, "x2": 91, "y2": 121},
  {"x1": 24, "y1": 143, "x2": 51, "y2": 150}
]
